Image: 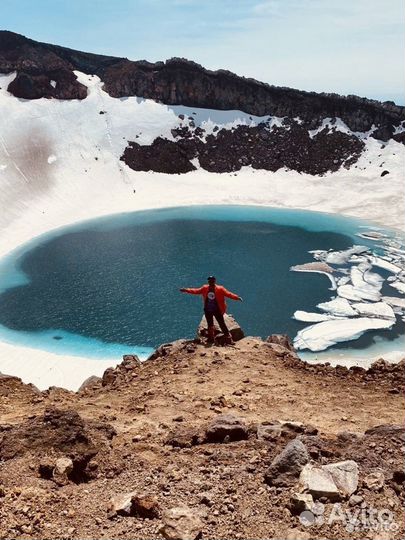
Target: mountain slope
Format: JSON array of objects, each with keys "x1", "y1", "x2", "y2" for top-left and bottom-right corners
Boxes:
[{"x1": 1, "y1": 30, "x2": 404, "y2": 138}]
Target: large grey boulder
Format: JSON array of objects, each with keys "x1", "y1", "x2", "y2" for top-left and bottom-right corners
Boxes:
[
  {"x1": 160, "y1": 506, "x2": 202, "y2": 540},
  {"x1": 264, "y1": 438, "x2": 309, "y2": 486},
  {"x1": 197, "y1": 314, "x2": 244, "y2": 342},
  {"x1": 299, "y1": 460, "x2": 359, "y2": 501}
]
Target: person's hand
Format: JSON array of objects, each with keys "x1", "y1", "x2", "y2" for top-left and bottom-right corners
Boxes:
[
  {"x1": 180, "y1": 288, "x2": 187, "y2": 292},
  {"x1": 238, "y1": 296, "x2": 243, "y2": 302}
]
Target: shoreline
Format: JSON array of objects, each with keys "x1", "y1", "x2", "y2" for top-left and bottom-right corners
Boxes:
[{"x1": 0, "y1": 188, "x2": 404, "y2": 391}]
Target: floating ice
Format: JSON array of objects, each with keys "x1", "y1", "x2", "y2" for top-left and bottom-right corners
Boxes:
[
  {"x1": 323, "y1": 246, "x2": 369, "y2": 265},
  {"x1": 351, "y1": 301, "x2": 395, "y2": 319},
  {"x1": 382, "y1": 295, "x2": 405, "y2": 309},
  {"x1": 337, "y1": 284, "x2": 381, "y2": 302},
  {"x1": 294, "y1": 317, "x2": 395, "y2": 352},
  {"x1": 317, "y1": 297, "x2": 357, "y2": 317},
  {"x1": 370, "y1": 256, "x2": 402, "y2": 274},
  {"x1": 389, "y1": 281, "x2": 405, "y2": 294},
  {"x1": 293, "y1": 310, "x2": 340, "y2": 322}
]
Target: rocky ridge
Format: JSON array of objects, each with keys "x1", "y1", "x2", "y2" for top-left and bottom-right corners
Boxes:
[
  {"x1": 0, "y1": 328, "x2": 404, "y2": 539},
  {"x1": 1, "y1": 30, "x2": 404, "y2": 176}
]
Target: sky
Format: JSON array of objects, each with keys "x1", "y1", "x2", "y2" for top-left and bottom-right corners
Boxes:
[{"x1": 1, "y1": 0, "x2": 404, "y2": 104}]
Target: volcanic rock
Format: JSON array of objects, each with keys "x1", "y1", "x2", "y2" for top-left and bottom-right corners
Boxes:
[
  {"x1": 204, "y1": 414, "x2": 248, "y2": 443},
  {"x1": 264, "y1": 438, "x2": 309, "y2": 486}
]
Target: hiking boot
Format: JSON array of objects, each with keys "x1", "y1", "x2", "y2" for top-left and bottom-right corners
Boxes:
[
  {"x1": 224, "y1": 334, "x2": 234, "y2": 345},
  {"x1": 207, "y1": 326, "x2": 215, "y2": 344}
]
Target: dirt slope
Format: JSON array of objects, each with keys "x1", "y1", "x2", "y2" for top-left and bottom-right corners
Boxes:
[{"x1": 0, "y1": 336, "x2": 404, "y2": 539}]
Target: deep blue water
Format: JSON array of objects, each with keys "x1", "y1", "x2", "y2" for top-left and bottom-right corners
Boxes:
[{"x1": 0, "y1": 205, "x2": 402, "y2": 359}]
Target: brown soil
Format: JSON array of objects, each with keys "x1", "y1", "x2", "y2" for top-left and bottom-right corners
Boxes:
[{"x1": 0, "y1": 336, "x2": 404, "y2": 540}]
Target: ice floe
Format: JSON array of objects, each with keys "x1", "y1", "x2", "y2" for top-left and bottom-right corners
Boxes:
[
  {"x1": 351, "y1": 301, "x2": 395, "y2": 319},
  {"x1": 294, "y1": 317, "x2": 395, "y2": 352},
  {"x1": 337, "y1": 284, "x2": 381, "y2": 302},
  {"x1": 293, "y1": 310, "x2": 341, "y2": 322},
  {"x1": 317, "y1": 297, "x2": 357, "y2": 317},
  {"x1": 291, "y1": 231, "x2": 405, "y2": 352},
  {"x1": 382, "y1": 295, "x2": 405, "y2": 309},
  {"x1": 389, "y1": 280, "x2": 405, "y2": 294},
  {"x1": 370, "y1": 256, "x2": 402, "y2": 274}
]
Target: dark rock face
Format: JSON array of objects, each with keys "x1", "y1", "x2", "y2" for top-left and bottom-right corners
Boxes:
[
  {"x1": 121, "y1": 120, "x2": 364, "y2": 175},
  {"x1": 1, "y1": 31, "x2": 403, "y2": 141}
]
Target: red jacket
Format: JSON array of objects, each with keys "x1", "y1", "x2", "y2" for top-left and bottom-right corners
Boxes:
[{"x1": 183, "y1": 284, "x2": 239, "y2": 314}]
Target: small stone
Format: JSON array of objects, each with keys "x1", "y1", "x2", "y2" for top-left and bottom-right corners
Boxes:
[
  {"x1": 289, "y1": 493, "x2": 313, "y2": 514},
  {"x1": 160, "y1": 505, "x2": 202, "y2": 540},
  {"x1": 349, "y1": 494, "x2": 363, "y2": 506},
  {"x1": 363, "y1": 470, "x2": 385, "y2": 491},
  {"x1": 53, "y1": 457, "x2": 73, "y2": 486}
]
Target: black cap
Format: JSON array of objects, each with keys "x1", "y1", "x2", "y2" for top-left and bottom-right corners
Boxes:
[{"x1": 207, "y1": 275, "x2": 216, "y2": 281}]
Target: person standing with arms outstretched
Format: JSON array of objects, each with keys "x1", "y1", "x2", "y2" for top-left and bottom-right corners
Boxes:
[{"x1": 180, "y1": 276, "x2": 243, "y2": 343}]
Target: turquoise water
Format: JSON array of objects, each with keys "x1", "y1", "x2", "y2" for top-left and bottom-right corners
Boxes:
[{"x1": 0, "y1": 205, "x2": 402, "y2": 359}]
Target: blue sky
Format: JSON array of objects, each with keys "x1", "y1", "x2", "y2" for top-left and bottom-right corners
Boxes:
[{"x1": 2, "y1": 0, "x2": 404, "y2": 104}]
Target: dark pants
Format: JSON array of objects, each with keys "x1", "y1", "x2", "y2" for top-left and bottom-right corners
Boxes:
[{"x1": 204, "y1": 309, "x2": 230, "y2": 335}]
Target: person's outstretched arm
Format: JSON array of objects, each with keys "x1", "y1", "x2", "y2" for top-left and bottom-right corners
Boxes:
[
  {"x1": 223, "y1": 287, "x2": 243, "y2": 301},
  {"x1": 180, "y1": 287, "x2": 204, "y2": 295}
]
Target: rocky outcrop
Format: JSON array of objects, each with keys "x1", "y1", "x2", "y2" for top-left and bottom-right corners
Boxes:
[
  {"x1": 197, "y1": 314, "x2": 244, "y2": 342},
  {"x1": 1, "y1": 31, "x2": 403, "y2": 139},
  {"x1": 1, "y1": 408, "x2": 115, "y2": 483},
  {"x1": 204, "y1": 414, "x2": 248, "y2": 443},
  {"x1": 121, "y1": 120, "x2": 365, "y2": 175}
]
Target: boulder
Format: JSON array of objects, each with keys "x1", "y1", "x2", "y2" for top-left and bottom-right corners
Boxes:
[
  {"x1": 299, "y1": 464, "x2": 340, "y2": 501},
  {"x1": 204, "y1": 414, "x2": 248, "y2": 443},
  {"x1": 299, "y1": 460, "x2": 358, "y2": 500},
  {"x1": 197, "y1": 314, "x2": 244, "y2": 342},
  {"x1": 121, "y1": 354, "x2": 141, "y2": 369},
  {"x1": 102, "y1": 367, "x2": 116, "y2": 386},
  {"x1": 77, "y1": 376, "x2": 101, "y2": 393},
  {"x1": 131, "y1": 494, "x2": 159, "y2": 518},
  {"x1": 160, "y1": 506, "x2": 202, "y2": 540},
  {"x1": 264, "y1": 438, "x2": 309, "y2": 486},
  {"x1": 323, "y1": 461, "x2": 359, "y2": 497}
]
